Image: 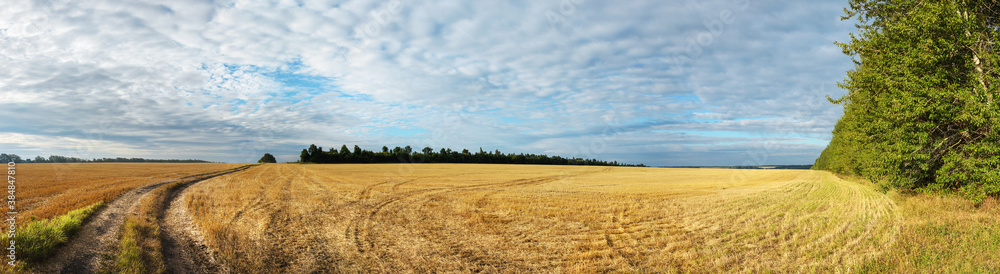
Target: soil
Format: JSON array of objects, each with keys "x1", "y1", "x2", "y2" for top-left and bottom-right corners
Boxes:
[{"x1": 160, "y1": 180, "x2": 230, "y2": 273}]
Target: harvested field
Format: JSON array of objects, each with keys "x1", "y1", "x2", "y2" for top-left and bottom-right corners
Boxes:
[
  {"x1": 16, "y1": 163, "x2": 243, "y2": 222},
  {"x1": 184, "y1": 164, "x2": 899, "y2": 272}
]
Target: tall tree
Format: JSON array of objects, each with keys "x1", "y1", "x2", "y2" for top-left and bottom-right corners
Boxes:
[{"x1": 817, "y1": 0, "x2": 1000, "y2": 201}]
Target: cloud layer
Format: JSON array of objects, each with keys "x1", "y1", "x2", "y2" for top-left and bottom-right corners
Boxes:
[{"x1": 0, "y1": 0, "x2": 855, "y2": 165}]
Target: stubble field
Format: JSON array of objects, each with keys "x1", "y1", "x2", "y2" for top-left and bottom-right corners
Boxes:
[
  {"x1": 183, "y1": 164, "x2": 900, "y2": 272},
  {"x1": 16, "y1": 163, "x2": 243, "y2": 222}
]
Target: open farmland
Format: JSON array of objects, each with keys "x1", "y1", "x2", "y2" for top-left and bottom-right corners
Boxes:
[
  {"x1": 16, "y1": 163, "x2": 243, "y2": 222},
  {"x1": 183, "y1": 164, "x2": 901, "y2": 272}
]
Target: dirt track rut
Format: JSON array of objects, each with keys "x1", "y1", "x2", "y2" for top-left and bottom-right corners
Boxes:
[
  {"x1": 36, "y1": 179, "x2": 178, "y2": 273},
  {"x1": 162, "y1": 182, "x2": 230, "y2": 274},
  {"x1": 160, "y1": 165, "x2": 256, "y2": 273},
  {"x1": 34, "y1": 165, "x2": 254, "y2": 273}
]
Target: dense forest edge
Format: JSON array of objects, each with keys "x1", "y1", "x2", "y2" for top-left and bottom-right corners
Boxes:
[
  {"x1": 814, "y1": 0, "x2": 999, "y2": 202},
  {"x1": 298, "y1": 144, "x2": 646, "y2": 167},
  {"x1": 0, "y1": 153, "x2": 213, "y2": 163}
]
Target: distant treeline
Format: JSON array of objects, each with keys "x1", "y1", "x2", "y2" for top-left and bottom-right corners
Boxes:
[
  {"x1": 0, "y1": 153, "x2": 212, "y2": 163},
  {"x1": 299, "y1": 144, "x2": 645, "y2": 167}
]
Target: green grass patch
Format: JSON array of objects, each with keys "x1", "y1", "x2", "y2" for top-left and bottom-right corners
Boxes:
[
  {"x1": 0, "y1": 202, "x2": 104, "y2": 263},
  {"x1": 114, "y1": 218, "x2": 163, "y2": 273},
  {"x1": 849, "y1": 192, "x2": 1000, "y2": 272}
]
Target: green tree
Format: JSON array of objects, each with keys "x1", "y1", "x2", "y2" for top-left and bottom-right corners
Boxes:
[
  {"x1": 817, "y1": 0, "x2": 999, "y2": 202},
  {"x1": 258, "y1": 153, "x2": 277, "y2": 163},
  {"x1": 300, "y1": 149, "x2": 310, "y2": 163},
  {"x1": 0, "y1": 154, "x2": 22, "y2": 163}
]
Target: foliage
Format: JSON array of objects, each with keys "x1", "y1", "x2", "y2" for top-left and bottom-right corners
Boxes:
[
  {"x1": 0, "y1": 154, "x2": 22, "y2": 163},
  {"x1": 116, "y1": 219, "x2": 159, "y2": 274},
  {"x1": 815, "y1": 0, "x2": 1000, "y2": 202},
  {"x1": 298, "y1": 144, "x2": 645, "y2": 167},
  {"x1": 257, "y1": 153, "x2": 277, "y2": 164}
]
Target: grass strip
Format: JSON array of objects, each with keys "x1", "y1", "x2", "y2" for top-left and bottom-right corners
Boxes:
[
  {"x1": 0, "y1": 201, "x2": 104, "y2": 272},
  {"x1": 113, "y1": 184, "x2": 169, "y2": 273}
]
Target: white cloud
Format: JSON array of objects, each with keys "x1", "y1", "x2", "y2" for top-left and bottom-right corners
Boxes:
[{"x1": 0, "y1": 0, "x2": 856, "y2": 165}]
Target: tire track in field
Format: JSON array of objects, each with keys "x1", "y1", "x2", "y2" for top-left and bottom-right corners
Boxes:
[
  {"x1": 160, "y1": 164, "x2": 258, "y2": 274},
  {"x1": 346, "y1": 177, "x2": 441, "y2": 253},
  {"x1": 301, "y1": 167, "x2": 337, "y2": 193},
  {"x1": 346, "y1": 175, "x2": 567, "y2": 254},
  {"x1": 198, "y1": 165, "x2": 344, "y2": 273},
  {"x1": 257, "y1": 165, "x2": 301, "y2": 270},
  {"x1": 223, "y1": 165, "x2": 274, "y2": 226},
  {"x1": 275, "y1": 165, "x2": 344, "y2": 273},
  {"x1": 344, "y1": 172, "x2": 589, "y2": 269},
  {"x1": 224, "y1": 165, "x2": 306, "y2": 226},
  {"x1": 659, "y1": 170, "x2": 899, "y2": 270},
  {"x1": 34, "y1": 165, "x2": 255, "y2": 274},
  {"x1": 358, "y1": 179, "x2": 396, "y2": 200},
  {"x1": 408, "y1": 171, "x2": 613, "y2": 269},
  {"x1": 344, "y1": 173, "x2": 472, "y2": 254},
  {"x1": 604, "y1": 205, "x2": 641, "y2": 269}
]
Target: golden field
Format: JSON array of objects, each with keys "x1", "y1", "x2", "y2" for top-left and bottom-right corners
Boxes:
[
  {"x1": 16, "y1": 163, "x2": 243, "y2": 222},
  {"x1": 185, "y1": 164, "x2": 906, "y2": 272}
]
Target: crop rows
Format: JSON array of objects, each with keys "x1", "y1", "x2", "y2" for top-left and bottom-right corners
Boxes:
[{"x1": 184, "y1": 164, "x2": 898, "y2": 272}]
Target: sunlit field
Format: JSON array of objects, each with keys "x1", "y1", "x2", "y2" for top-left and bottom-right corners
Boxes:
[
  {"x1": 16, "y1": 163, "x2": 243, "y2": 221},
  {"x1": 185, "y1": 164, "x2": 899, "y2": 272}
]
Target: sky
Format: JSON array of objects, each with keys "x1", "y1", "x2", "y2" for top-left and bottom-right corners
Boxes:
[{"x1": 0, "y1": 0, "x2": 856, "y2": 166}]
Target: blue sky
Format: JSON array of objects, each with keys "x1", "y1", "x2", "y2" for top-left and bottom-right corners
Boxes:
[{"x1": 0, "y1": 0, "x2": 855, "y2": 166}]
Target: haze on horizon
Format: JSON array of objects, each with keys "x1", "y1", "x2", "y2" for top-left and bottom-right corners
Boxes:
[{"x1": 0, "y1": 0, "x2": 854, "y2": 166}]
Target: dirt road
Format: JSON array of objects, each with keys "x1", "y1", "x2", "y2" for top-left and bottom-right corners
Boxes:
[
  {"x1": 36, "y1": 179, "x2": 178, "y2": 273},
  {"x1": 34, "y1": 165, "x2": 254, "y2": 273}
]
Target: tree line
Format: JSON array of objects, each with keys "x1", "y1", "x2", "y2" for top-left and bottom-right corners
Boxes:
[
  {"x1": 298, "y1": 144, "x2": 645, "y2": 167},
  {"x1": 815, "y1": 0, "x2": 999, "y2": 202},
  {"x1": 0, "y1": 153, "x2": 212, "y2": 163}
]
